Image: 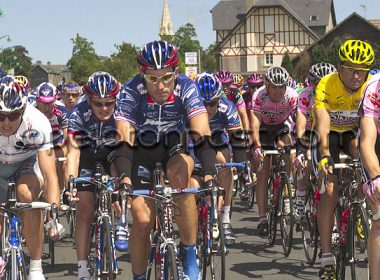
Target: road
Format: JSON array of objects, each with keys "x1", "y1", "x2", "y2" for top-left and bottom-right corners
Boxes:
[{"x1": 40, "y1": 197, "x2": 363, "y2": 279}]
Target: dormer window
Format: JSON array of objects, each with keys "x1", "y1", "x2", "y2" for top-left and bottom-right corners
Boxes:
[{"x1": 310, "y1": 15, "x2": 318, "y2": 21}]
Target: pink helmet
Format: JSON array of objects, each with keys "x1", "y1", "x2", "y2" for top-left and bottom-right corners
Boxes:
[
  {"x1": 247, "y1": 72, "x2": 264, "y2": 85},
  {"x1": 215, "y1": 70, "x2": 233, "y2": 84}
]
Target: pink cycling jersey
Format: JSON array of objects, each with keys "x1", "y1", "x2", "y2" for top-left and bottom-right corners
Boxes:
[
  {"x1": 297, "y1": 86, "x2": 314, "y2": 130},
  {"x1": 358, "y1": 73, "x2": 380, "y2": 134},
  {"x1": 251, "y1": 86, "x2": 297, "y2": 125}
]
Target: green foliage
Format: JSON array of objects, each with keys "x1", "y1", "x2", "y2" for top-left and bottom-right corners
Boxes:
[
  {"x1": 281, "y1": 52, "x2": 294, "y2": 76},
  {"x1": 67, "y1": 34, "x2": 102, "y2": 84},
  {"x1": 326, "y1": 38, "x2": 342, "y2": 67},
  {"x1": 104, "y1": 42, "x2": 139, "y2": 84},
  {"x1": 0, "y1": 45, "x2": 32, "y2": 77},
  {"x1": 310, "y1": 44, "x2": 327, "y2": 64},
  {"x1": 201, "y1": 43, "x2": 218, "y2": 73}
]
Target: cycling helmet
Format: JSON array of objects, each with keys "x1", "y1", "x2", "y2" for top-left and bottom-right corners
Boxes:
[
  {"x1": 247, "y1": 73, "x2": 264, "y2": 85},
  {"x1": 215, "y1": 70, "x2": 233, "y2": 84},
  {"x1": 338, "y1": 39, "x2": 374, "y2": 66},
  {"x1": 137, "y1": 40, "x2": 179, "y2": 71},
  {"x1": 63, "y1": 81, "x2": 82, "y2": 94},
  {"x1": 369, "y1": 68, "x2": 380, "y2": 75},
  {"x1": 287, "y1": 76, "x2": 296, "y2": 89},
  {"x1": 232, "y1": 73, "x2": 244, "y2": 87},
  {"x1": 309, "y1": 62, "x2": 337, "y2": 81},
  {"x1": 195, "y1": 72, "x2": 222, "y2": 102},
  {"x1": 82, "y1": 72, "x2": 120, "y2": 98},
  {"x1": 0, "y1": 80, "x2": 27, "y2": 112},
  {"x1": 0, "y1": 75, "x2": 15, "y2": 85},
  {"x1": 265, "y1": 66, "x2": 289, "y2": 87},
  {"x1": 36, "y1": 82, "x2": 57, "y2": 103},
  {"x1": 14, "y1": 75, "x2": 30, "y2": 89}
]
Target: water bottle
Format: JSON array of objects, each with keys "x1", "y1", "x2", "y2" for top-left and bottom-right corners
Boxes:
[
  {"x1": 313, "y1": 189, "x2": 321, "y2": 221},
  {"x1": 272, "y1": 176, "x2": 280, "y2": 206},
  {"x1": 339, "y1": 209, "x2": 350, "y2": 246}
]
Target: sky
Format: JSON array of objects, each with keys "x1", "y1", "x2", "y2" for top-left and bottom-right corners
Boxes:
[{"x1": 0, "y1": 0, "x2": 379, "y2": 65}]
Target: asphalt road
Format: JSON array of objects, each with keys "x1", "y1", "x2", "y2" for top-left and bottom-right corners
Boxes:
[{"x1": 39, "y1": 197, "x2": 364, "y2": 279}]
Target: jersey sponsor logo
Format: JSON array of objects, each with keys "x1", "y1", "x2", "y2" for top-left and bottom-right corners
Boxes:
[
  {"x1": 369, "y1": 92, "x2": 380, "y2": 108},
  {"x1": 137, "y1": 165, "x2": 151, "y2": 180}
]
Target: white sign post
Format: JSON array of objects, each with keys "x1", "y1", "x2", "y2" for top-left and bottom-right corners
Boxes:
[{"x1": 185, "y1": 52, "x2": 198, "y2": 65}]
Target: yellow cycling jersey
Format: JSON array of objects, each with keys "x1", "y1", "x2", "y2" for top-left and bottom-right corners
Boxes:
[{"x1": 313, "y1": 73, "x2": 370, "y2": 132}]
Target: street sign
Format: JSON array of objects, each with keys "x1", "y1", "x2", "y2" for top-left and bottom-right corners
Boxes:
[
  {"x1": 185, "y1": 66, "x2": 198, "y2": 77},
  {"x1": 185, "y1": 52, "x2": 198, "y2": 65}
]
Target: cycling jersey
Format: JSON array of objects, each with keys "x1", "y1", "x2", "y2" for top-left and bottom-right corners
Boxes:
[
  {"x1": 48, "y1": 104, "x2": 68, "y2": 146},
  {"x1": 68, "y1": 101, "x2": 116, "y2": 153},
  {"x1": 297, "y1": 86, "x2": 314, "y2": 130},
  {"x1": 313, "y1": 73, "x2": 370, "y2": 132},
  {"x1": 0, "y1": 105, "x2": 53, "y2": 164},
  {"x1": 251, "y1": 86, "x2": 297, "y2": 125},
  {"x1": 115, "y1": 74, "x2": 206, "y2": 144},
  {"x1": 209, "y1": 97, "x2": 241, "y2": 133},
  {"x1": 221, "y1": 89, "x2": 246, "y2": 110},
  {"x1": 358, "y1": 73, "x2": 380, "y2": 134}
]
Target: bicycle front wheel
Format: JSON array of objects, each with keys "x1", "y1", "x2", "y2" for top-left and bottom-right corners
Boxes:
[
  {"x1": 349, "y1": 204, "x2": 369, "y2": 280},
  {"x1": 209, "y1": 215, "x2": 226, "y2": 280},
  {"x1": 5, "y1": 248, "x2": 27, "y2": 280},
  {"x1": 99, "y1": 216, "x2": 116, "y2": 279},
  {"x1": 279, "y1": 174, "x2": 294, "y2": 257},
  {"x1": 163, "y1": 244, "x2": 180, "y2": 280}
]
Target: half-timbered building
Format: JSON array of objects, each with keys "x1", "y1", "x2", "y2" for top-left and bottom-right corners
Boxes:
[{"x1": 211, "y1": 0, "x2": 336, "y2": 74}]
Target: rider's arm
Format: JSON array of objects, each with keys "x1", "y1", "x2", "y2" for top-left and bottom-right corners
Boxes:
[
  {"x1": 237, "y1": 106, "x2": 250, "y2": 131},
  {"x1": 228, "y1": 128, "x2": 248, "y2": 163},
  {"x1": 296, "y1": 110, "x2": 308, "y2": 155},
  {"x1": 189, "y1": 112, "x2": 217, "y2": 181},
  {"x1": 250, "y1": 109, "x2": 262, "y2": 148},
  {"x1": 65, "y1": 133, "x2": 81, "y2": 185},
  {"x1": 38, "y1": 148, "x2": 60, "y2": 205},
  {"x1": 360, "y1": 116, "x2": 380, "y2": 178},
  {"x1": 113, "y1": 120, "x2": 135, "y2": 184},
  {"x1": 314, "y1": 108, "x2": 331, "y2": 157}
]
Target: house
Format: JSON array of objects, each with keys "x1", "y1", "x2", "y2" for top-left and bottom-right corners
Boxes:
[
  {"x1": 292, "y1": 13, "x2": 380, "y2": 69},
  {"x1": 30, "y1": 61, "x2": 71, "y2": 88},
  {"x1": 210, "y1": 0, "x2": 336, "y2": 74}
]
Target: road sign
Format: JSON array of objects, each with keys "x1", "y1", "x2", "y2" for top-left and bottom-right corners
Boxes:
[
  {"x1": 185, "y1": 52, "x2": 198, "y2": 65},
  {"x1": 185, "y1": 66, "x2": 198, "y2": 77}
]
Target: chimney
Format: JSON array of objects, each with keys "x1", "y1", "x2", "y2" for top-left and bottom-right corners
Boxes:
[
  {"x1": 47, "y1": 61, "x2": 51, "y2": 65},
  {"x1": 37, "y1": 60, "x2": 42, "y2": 65}
]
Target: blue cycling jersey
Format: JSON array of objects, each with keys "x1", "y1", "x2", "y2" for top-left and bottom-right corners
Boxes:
[
  {"x1": 115, "y1": 74, "x2": 206, "y2": 144},
  {"x1": 68, "y1": 101, "x2": 116, "y2": 153},
  {"x1": 209, "y1": 97, "x2": 241, "y2": 133}
]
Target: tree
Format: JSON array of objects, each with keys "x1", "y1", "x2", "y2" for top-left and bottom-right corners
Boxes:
[
  {"x1": 104, "y1": 42, "x2": 139, "y2": 84},
  {"x1": 67, "y1": 34, "x2": 103, "y2": 84},
  {"x1": 326, "y1": 37, "x2": 342, "y2": 67},
  {"x1": 310, "y1": 44, "x2": 327, "y2": 65},
  {"x1": 0, "y1": 45, "x2": 32, "y2": 77},
  {"x1": 281, "y1": 52, "x2": 294, "y2": 77},
  {"x1": 201, "y1": 43, "x2": 218, "y2": 73}
]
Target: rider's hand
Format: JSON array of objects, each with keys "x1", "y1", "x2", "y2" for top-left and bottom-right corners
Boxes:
[
  {"x1": 46, "y1": 220, "x2": 65, "y2": 241},
  {"x1": 317, "y1": 156, "x2": 334, "y2": 177},
  {"x1": 362, "y1": 176, "x2": 380, "y2": 205},
  {"x1": 252, "y1": 146, "x2": 264, "y2": 162},
  {"x1": 295, "y1": 153, "x2": 306, "y2": 169},
  {"x1": 112, "y1": 183, "x2": 132, "y2": 216},
  {"x1": 63, "y1": 188, "x2": 79, "y2": 203}
]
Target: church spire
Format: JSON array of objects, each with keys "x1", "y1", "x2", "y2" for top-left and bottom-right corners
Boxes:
[{"x1": 159, "y1": 0, "x2": 174, "y2": 37}]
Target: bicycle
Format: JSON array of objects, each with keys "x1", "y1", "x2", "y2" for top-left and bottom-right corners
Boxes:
[
  {"x1": 262, "y1": 147, "x2": 295, "y2": 257},
  {"x1": 327, "y1": 159, "x2": 370, "y2": 280},
  {"x1": 0, "y1": 177, "x2": 58, "y2": 279},
  {"x1": 68, "y1": 163, "x2": 119, "y2": 280}
]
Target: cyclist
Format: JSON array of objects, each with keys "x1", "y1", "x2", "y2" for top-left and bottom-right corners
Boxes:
[
  {"x1": 216, "y1": 70, "x2": 251, "y2": 134},
  {"x1": 295, "y1": 62, "x2": 336, "y2": 219},
  {"x1": 14, "y1": 75, "x2": 31, "y2": 93},
  {"x1": 244, "y1": 72, "x2": 264, "y2": 110},
  {"x1": 357, "y1": 72, "x2": 380, "y2": 279},
  {"x1": 194, "y1": 72, "x2": 249, "y2": 245},
  {"x1": 64, "y1": 72, "x2": 128, "y2": 280},
  {"x1": 250, "y1": 66, "x2": 297, "y2": 237},
  {"x1": 61, "y1": 81, "x2": 82, "y2": 114},
  {"x1": 113, "y1": 40, "x2": 217, "y2": 280},
  {"x1": 35, "y1": 82, "x2": 68, "y2": 203},
  {"x1": 312, "y1": 39, "x2": 374, "y2": 279},
  {"x1": 0, "y1": 77, "x2": 62, "y2": 280}
]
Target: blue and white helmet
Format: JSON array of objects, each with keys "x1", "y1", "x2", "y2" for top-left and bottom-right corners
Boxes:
[
  {"x1": 82, "y1": 72, "x2": 120, "y2": 98},
  {"x1": 195, "y1": 72, "x2": 222, "y2": 102},
  {"x1": 0, "y1": 79, "x2": 27, "y2": 112}
]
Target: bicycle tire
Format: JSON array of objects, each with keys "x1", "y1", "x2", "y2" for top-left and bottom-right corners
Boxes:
[
  {"x1": 163, "y1": 243, "x2": 180, "y2": 280},
  {"x1": 247, "y1": 183, "x2": 255, "y2": 209},
  {"x1": 97, "y1": 216, "x2": 115, "y2": 280},
  {"x1": 49, "y1": 239, "x2": 55, "y2": 267},
  {"x1": 5, "y1": 248, "x2": 27, "y2": 280},
  {"x1": 279, "y1": 174, "x2": 294, "y2": 257},
  {"x1": 335, "y1": 205, "x2": 345, "y2": 280},
  {"x1": 301, "y1": 187, "x2": 318, "y2": 266},
  {"x1": 68, "y1": 208, "x2": 76, "y2": 238},
  {"x1": 209, "y1": 215, "x2": 226, "y2": 280},
  {"x1": 197, "y1": 204, "x2": 208, "y2": 280},
  {"x1": 349, "y1": 204, "x2": 369, "y2": 280},
  {"x1": 146, "y1": 230, "x2": 159, "y2": 280}
]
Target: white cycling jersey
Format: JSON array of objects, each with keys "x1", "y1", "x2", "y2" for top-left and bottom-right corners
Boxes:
[{"x1": 0, "y1": 105, "x2": 53, "y2": 164}]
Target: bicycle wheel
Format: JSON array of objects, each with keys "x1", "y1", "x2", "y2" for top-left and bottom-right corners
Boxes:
[
  {"x1": 349, "y1": 205, "x2": 369, "y2": 280},
  {"x1": 197, "y1": 204, "x2": 208, "y2": 280},
  {"x1": 335, "y1": 206, "x2": 346, "y2": 280},
  {"x1": 279, "y1": 174, "x2": 294, "y2": 257},
  {"x1": 49, "y1": 239, "x2": 55, "y2": 267},
  {"x1": 267, "y1": 177, "x2": 277, "y2": 245},
  {"x1": 146, "y1": 230, "x2": 160, "y2": 280},
  {"x1": 5, "y1": 248, "x2": 27, "y2": 280},
  {"x1": 163, "y1": 243, "x2": 180, "y2": 280},
  {"x1": 209, "y1": 215, "x2": 226, "y2": 280},
  {"x1": 247, "y1": 183, "x2": 255, "y2": 209},
  {"x1": 99, "y1": 216, "x2": 116, "y2": 279},
  {"x1": 301, "y1": 187, "x2": 318, "y2": 266},
  {"x1": 67, "y1": 207, "x2": 76, "y2": 238}
]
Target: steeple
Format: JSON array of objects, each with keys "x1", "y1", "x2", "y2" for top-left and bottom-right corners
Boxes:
[{"x1": 159, "y1": 0, "x2": 174, "y2": 37}]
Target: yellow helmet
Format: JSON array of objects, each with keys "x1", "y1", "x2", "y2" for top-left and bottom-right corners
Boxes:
[
  {"x1": 232, "y1": 73, "x2": 244, "y2": 87},
  {"x1": 189, "y1": 73, "x2": 197, "y2": 81},
  {"x1": 14, "y1": 75, "x2": 30, "y2": 89},
  {"x1": 338, "y1": 39, "x2": 374, "y2": 66}
]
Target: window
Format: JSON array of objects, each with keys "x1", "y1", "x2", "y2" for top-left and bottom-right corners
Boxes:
[
  {"x1": 265, "y1": 53, "x2": 273, "y2": 65},
  {"x1": 310, "y1": 15, "x2": 318, "y2": 21}
]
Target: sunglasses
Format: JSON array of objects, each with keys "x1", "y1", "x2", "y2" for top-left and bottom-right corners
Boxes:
[
  {"x1": 341, "y1": 65, "x2": 369, "y2": 76},
  {"x1": 143, "y1": 72, "x2": 175, "y2": 84},
  {"x1": 0, "y1": 109, "x2": 24, "y2": 122},
  {"x1": 91, "y1": 100, "x2": 116, "y2": 108},
  {"x1": 64, "y1": 93, "x2": 80, "y2": 98}
]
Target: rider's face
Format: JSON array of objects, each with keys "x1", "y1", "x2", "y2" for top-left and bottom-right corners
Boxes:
[
  {"x1": 339, "y1": 62, "x2": 369, "y2": 91},
  {"x1": 89, "y1": 96, "x2": 116, "y2": 122},
  {"x1": 36, "y1": 101, "x2": 55, "y2": 118},
  {"x1": 267, "y1": 84, "x2": 286, "y2": 102},
  {"x1": 143, "y1": 67, "x2": 178, "y2": 105}
]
